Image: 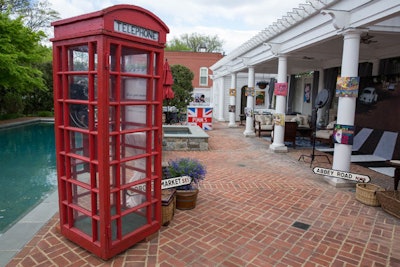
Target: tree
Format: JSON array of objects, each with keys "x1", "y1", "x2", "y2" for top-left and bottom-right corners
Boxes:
[
  {"x1": 1, "y1": 0, "x2": 60, "y2": 33},
  {"x1": 0, "y1": 0, "x2": 28, "y2": 13},
  {"x1": 20, "y1": 0, "x2": 60, "y2": 32},
  {"x1": 166, "y1": 33, "x2": 224, "y2": 52},
  {"x1": 165, "y1": 65, "x2": 194, "y2": 112},
  {"x1": 23, "y1": 60, "x2": 54, "y2": 115},
  {"x1": 0, "y1": 1, "x2": 58, "y2": 116},
  {"x1": 165, "y1": 38, "x2": 191, "y2": 52},
  {"x1": 0, "y1": 13, "x2": 50, "y2": 114}
]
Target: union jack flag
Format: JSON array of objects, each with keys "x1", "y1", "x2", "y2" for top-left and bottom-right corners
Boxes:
[{"x1": 187, "y1": 107, "x2": 213, "y2": 130}]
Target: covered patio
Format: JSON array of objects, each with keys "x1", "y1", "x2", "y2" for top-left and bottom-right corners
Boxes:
[{"x1": 210, "y1": 0, "x2": 400, "y2": 186}]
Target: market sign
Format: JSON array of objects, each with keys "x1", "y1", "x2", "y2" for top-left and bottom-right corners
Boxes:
[
  {"x1": 313, "y1": 167, "x2": 370, "y2": 183},
  {"x1": 161, "y1": 176, "x2": 191, "y2": 189}
]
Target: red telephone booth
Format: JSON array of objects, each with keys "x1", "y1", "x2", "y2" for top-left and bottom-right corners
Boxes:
[{"x1": 51, "y1": 5, "x2": 169, "y2": 259}]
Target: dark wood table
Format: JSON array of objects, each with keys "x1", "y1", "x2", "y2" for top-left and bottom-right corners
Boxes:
[
  {"x1": 296, "y1": 127, "x2": 313, "y2": 139},
  {"x1": 239, "y1": 114, "x2": 246, "y2": 126}
]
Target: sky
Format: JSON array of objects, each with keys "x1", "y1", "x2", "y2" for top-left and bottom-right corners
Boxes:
[{"x1": 49, "y1": 0, "x2": 304, "y2": 54}]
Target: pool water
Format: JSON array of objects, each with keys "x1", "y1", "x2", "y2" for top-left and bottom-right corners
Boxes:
[{"x1": 0, "y1": 123, "x2": 57, "y2": 233}]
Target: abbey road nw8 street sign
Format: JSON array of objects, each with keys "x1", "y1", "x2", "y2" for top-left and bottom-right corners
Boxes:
[{"x1": 313, "y1": 167, "x2": 370, "y2": 183}]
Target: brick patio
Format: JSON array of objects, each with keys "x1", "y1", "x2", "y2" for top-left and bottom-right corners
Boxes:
[{"x1": 6, "y1": 121, "x2": 400, "y2": 266}]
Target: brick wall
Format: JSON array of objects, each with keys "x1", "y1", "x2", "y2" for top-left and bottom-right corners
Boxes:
[{"x1": 164, "y1": 51, "x2": 223, "y2": 88}]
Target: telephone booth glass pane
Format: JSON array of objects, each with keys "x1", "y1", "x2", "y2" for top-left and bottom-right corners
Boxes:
[
  {"x1": 68, "y1": 45, "x2": 97, "y2": 71},
  {"x1": 69, "y1": 45, "x2": 89, "y2": 71},
  {"x1": 121, "y1": 47, "x2": 149, "y2": 74},
  {"x1": 122, "y1": 78, "x2": 148, "y2": 101}
]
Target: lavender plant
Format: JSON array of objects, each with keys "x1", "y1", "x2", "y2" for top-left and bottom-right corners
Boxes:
[{"x1": 165, "y1": 158, "x2": 206, "y2": 190}]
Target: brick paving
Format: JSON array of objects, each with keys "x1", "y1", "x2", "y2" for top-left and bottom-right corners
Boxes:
[{"x1": 5, "y1": 121, "x2": 400, "y2": 266}]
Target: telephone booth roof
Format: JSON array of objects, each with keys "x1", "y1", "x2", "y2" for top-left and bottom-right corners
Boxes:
[{"x1": 51, "y1": 4, "x2": 169, "y2": 46}]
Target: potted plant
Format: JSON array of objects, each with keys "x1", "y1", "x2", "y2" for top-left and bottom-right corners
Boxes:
[{"x1": 164, "y1": 158, "x2": 206, "y2": 210}]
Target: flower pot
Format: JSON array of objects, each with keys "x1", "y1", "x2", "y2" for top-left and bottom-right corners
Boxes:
[
  {"x1": 175, "y1": 189, "x2": 198, "y2": 210},
  {"x1": 257, "y1": 81, "x2": 268, "y2": 89}
]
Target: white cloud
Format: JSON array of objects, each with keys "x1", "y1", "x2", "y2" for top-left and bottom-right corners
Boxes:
[{"x1": 49, "y1": 0, "x2": 304, "y2": 53}]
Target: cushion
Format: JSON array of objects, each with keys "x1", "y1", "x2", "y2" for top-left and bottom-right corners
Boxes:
[
  {"x1": 255, "y1": 114, "x2": 265, "y2": 125},
  {"x1": 316, "y1": 130, "x2": 333, "y2": 139},
  {"x1": 255, "y1": 114, "x2": 273, "y2": 125},
  {"x1": 265, "y1": 116, "x2": 273, "y2": 125},
  {"x1": 296, "y1": 114, "x2": 309, "y2": 126},
  {"x1": 326, "y1": 120, "x2": 336, "y2": 130},
  {"x1": 291, "y1": 116, "x2": 302, "y2": 125},
  {"x1": 260, "y1": 124, "x2": 273, "y2": 130}
]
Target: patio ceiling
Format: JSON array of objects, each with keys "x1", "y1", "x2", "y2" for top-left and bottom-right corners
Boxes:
[{"x1": 253, "y1": 30, "x2": 400, "y2": 74}]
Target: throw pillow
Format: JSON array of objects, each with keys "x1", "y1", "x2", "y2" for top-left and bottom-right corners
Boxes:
[
  {"x1": 326, "y1": 120, "x2": 336, "y2": 129},
  {"x1": 265, "y1": 115, "x2": 272, "y2": 125}
]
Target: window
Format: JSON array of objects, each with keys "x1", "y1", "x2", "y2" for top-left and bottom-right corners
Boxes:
[{"x1": 199, "y1": 67, "x2": 208, "y2": 86}]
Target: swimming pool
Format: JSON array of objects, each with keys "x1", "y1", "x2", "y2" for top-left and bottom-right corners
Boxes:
[{"x1": 0, "y1": 122, "x2": 56, "y2": 233}]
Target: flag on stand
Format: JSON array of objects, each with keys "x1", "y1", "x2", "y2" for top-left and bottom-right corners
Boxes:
[{"x1": 187, "y1": 107, "x2": 213, "y2": 130}]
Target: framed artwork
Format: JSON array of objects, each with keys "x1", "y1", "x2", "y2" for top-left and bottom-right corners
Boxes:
[
  {"x1": 274, "y1": 82, "x2": 288, "y2": 96},
  {"x1": 273, "y1": 113, "x2": 285, "y2": 126},
  {"x1": 255, "y1": 91, "x2": 265, "y2": 106},
  {"x1": 244, "y1": 107, "x2": 253, "y2": 117},
  {"x1": 333, "y1": 124, "x2": 355, "y2": 145},
  {"x1": 245, "y1": 86, "x2": 255, "y2": 97},
  {"x1": 304, "y1": 83, "x2": 311, "y2": 103},
  {"x1": 336, "y1": 76, "x2": 360, "y2": 97}
]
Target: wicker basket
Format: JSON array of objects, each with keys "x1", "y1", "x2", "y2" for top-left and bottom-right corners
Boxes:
[
  {"x1": 355, "y1": 183, "x2": 385, "y2": 206},
  {"x1": 162, "y1": 189, "x2": 176, "y2": 226},
  {"x1": 376, "y1": 191, "x2": 400, "y2": 219}
]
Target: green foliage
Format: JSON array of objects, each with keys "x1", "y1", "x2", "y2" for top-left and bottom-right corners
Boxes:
[
  {"x1": 3, "y1": 91, "x2": 24, "y2": 114},
  {"x1": 165, "y1": 38, "x2": 191, "y2": 51},
  {"x1": 0, "y1": 112, "x2": 21, "y2": 120},
  {"x1": 36, "y1": 110, "x2": 53, "y2": 117},
  {"x1": 0, "y1": 12, "x2": 54, "y2": 116},
  {"x1": 165, "y1": 64, "x2": 194, "y2": 112},
  {"x1": 0, "y1": 1, "x2": 57, "y2": 117},
  {"x1": 23, "y1": 60, "x2": 54, "y2": 114},
  {"x1": 0, "y1": 13, "x2": 47, "y2": 92},
  {"x1": 167, "y1": 33, "x2": 224, "y2": 52}
]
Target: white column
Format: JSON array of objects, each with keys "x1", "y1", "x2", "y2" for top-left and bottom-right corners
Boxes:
[
  {"x1": 270, "y1": 56, "x2": 288, "y2": 152},
  {"x1": 371, "y1": 59, "x2": 379, "y2": 76},
  {"x1": 217, "y1": 79, "x2": 225, "y2": 121},
  {"x1": 329, "y1": 30, "x2": 361, "y2": 186},
  {"x1": 228, "y1": 72, "x2": 237, "y2": 127},
  {"x1": 243, "y1": 66, "x2": 256, "y2": 136}
]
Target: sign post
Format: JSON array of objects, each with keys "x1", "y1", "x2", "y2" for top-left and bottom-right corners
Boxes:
[{"x1": 313, "y1": 167, "x2": 370, "y2": 183}]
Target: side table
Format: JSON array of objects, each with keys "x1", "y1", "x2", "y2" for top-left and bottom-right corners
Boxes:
[
  {"x1": 239, "y1": 114, "x2": 246, "y2": 126},
  {"x1": 388, "y1": 160, "x2": 400, "y2": 190}
]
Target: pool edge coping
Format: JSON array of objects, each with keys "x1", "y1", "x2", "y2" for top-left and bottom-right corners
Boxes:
[{"x1": 0, "y1": 117, "x2": 54, "y2": 130}]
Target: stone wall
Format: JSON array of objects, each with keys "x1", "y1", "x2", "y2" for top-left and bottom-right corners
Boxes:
[{"x1": 163, "y1": 137, "x2": 208, "y2": 151}]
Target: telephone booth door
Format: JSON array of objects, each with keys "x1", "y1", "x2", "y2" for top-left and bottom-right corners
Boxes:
[{"x1": 51, "y1": 5, "x2": 169, "y2": 259}]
